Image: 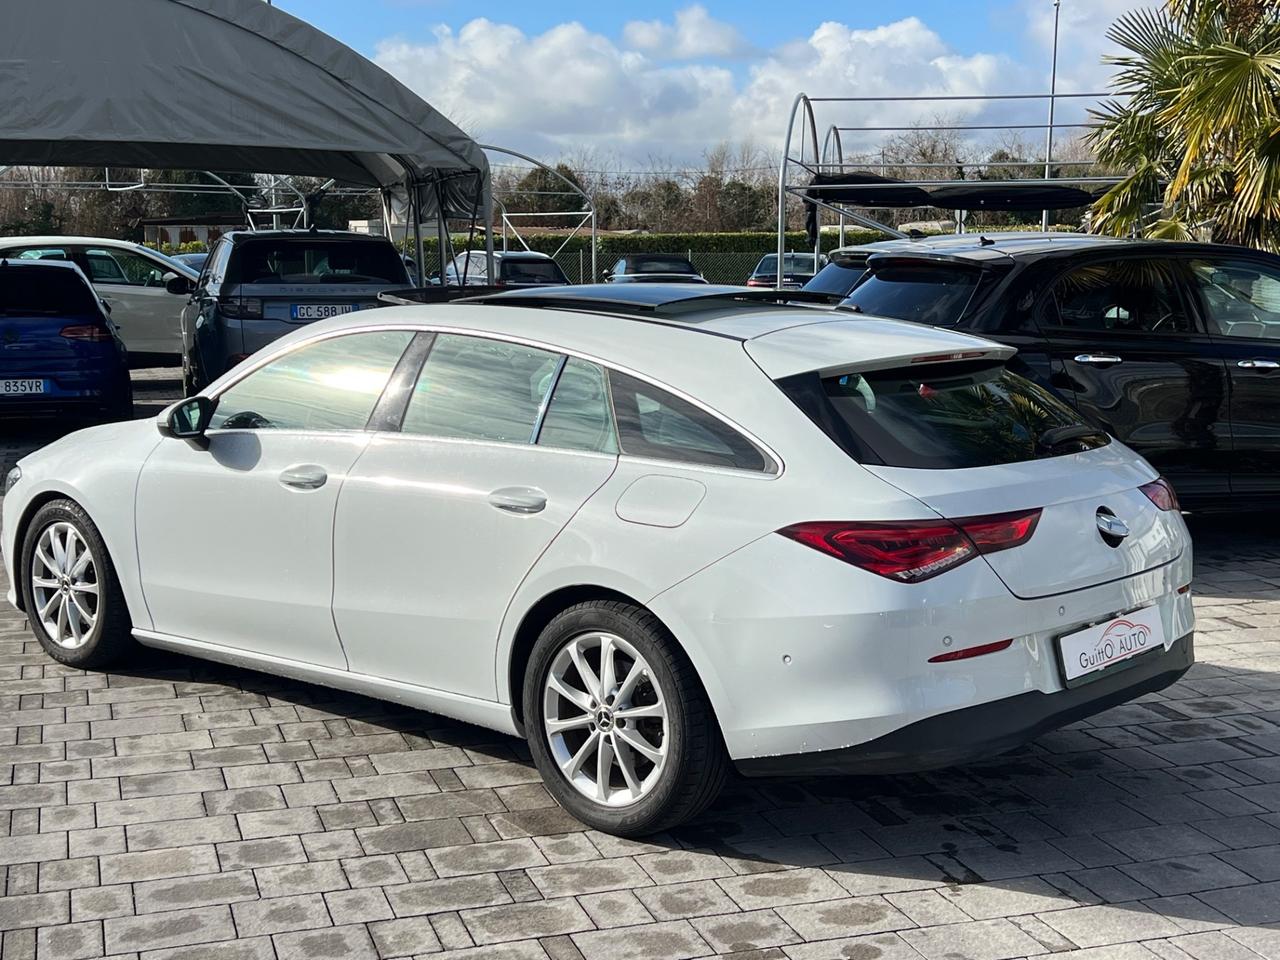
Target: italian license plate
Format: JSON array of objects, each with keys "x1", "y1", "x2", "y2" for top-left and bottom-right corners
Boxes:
[
  {"x1": 1059, "y1": 605, "x2": 1167, "y2": 684},
  {"x1": 291, "y1": 303, "x2": 359, "y2": 320},
  {"x1": 0, "y1": 379, "x2": 46, "y2": 396}
]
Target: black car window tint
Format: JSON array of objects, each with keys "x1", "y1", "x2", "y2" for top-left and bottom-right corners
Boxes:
[
  {"x1": 1046, "y1": 260, "x2": 1193, "y2": 335},
  {"x1": 1188, "y1": 258, "x2": 1280, "y2": 340}
]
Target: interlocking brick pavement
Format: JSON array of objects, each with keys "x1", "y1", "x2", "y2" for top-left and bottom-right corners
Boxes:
[{"x1": 4, "y1": 386, "x2": 1280, "y2": 958}]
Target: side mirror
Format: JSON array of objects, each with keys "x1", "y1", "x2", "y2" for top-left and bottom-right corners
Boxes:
[
  {"x1": 164, "y1": 272, "x2": 194, "y2": 296},
  {"x1": 159, "y1": 395, "x2": 215, "y2": 442}
]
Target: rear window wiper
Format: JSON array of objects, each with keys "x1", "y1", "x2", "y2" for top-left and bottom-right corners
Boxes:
[{"x1": 1037, "y1": 423, "x2": 1108, "y2": 450}]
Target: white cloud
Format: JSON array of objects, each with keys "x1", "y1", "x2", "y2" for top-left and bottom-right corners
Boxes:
[
  {"x1": 622, "y1": 6, "x2": 750, "y2": 60},
  {"x1": 373, "y1": 5, "x2": 1140, "y2": 166}
]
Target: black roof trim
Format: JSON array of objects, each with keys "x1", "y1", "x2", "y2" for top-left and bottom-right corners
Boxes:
[{"x1": 462, "y1": 285, "x2": 845, "y2": 314}]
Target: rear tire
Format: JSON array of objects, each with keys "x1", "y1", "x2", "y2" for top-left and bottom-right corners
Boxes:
[
  {"x1": 21, "y1": 500, "x2": 134, "y2": 669},
  {"x1": 523, "y1": 600, "x2": 727, "y2": 836}
]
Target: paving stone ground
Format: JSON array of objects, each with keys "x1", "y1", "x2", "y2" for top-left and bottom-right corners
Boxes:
[{"x1": 3, "y1": 373, "x2": 1280, "y2": 959}]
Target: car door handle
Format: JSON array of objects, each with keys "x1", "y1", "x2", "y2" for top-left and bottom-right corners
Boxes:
[
  {"x1": 1073, "y1": 354, "x2": 1123, "y2": 365},
  {"x1": 488, "y1": 487, "x2": 547, "y2": 515},
  {"x1": 279, "y1": 465, "x2": 328, "y2": 490},
  {"x1": 1237, "y1": 359, "x2": 1280, "y2": 369}
]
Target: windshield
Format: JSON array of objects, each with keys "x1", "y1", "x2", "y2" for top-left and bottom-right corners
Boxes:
[
  {"x1": 777, "y1": 360, "x2": 1107, "y2": 469},
  {"x1": 228, "y1": 239, "x2": 409, "y2": 285},
  {"x1": 0, "y1": 265, "x2": 99, "y2": 317},
  {"x1": 843, "y1": 261, "x2": 981, "y2": 326},
  {"x1": 629, "y1": 257, "x2": 697, "y2": 274}
]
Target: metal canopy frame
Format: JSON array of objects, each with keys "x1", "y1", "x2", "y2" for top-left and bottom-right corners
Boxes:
[{"x1": 776, "y1": 91, "x2": 1127, "y2": 288}]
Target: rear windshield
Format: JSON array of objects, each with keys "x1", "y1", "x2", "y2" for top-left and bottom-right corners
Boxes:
[
  {"x1": 843, "y1": 261, "x2": 981, "y2": 326},
  {"x1": 755, "y1": 254, "x2": 817, "y2": 275},
  {"x1": 500, "y1": 259, "x2": 567, "y2": 283},
  {"x1": 0, "y1": 265, "x2": 98, "y2": 317},
  {"x1": 629, "y1": 257, "x2": 696, "y2": 274},
  {"x1": 804, "y1": 261, "x2": 866, "y2": 295},
  {"x1": 778, "y1": 360, "x2": 1108, "y2": 469},
  {"x1": 228, "y1": 240, "x2": 408, "y2": 285}
]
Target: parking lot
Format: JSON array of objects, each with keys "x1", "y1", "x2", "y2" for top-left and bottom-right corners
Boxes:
[{"x1": 0, "y1": 373, "x2": 1276, "y2": 960}]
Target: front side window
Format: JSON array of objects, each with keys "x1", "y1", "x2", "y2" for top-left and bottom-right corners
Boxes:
[
  {"x1": 401, "y1": 334, "x2": 563, "y2": 443},
  {"x1": 82, "y1": 248, "x2": 168, "y2": 286},
  {"x1": 537, "y1": 358, "x2": 618, "y2": 454},
  {"x1": 1045, "y1": 259, "x2": 1192, "y2": 334},
  {"x1": 609, "y1": 371, "x2": 770, "y2": 472},
  {"x1": 210, "y1": 330, "x2": 413, "y2": 431},
  {"x1": 1188, "y1": 258, "x2": 1280, "y2": 340}
]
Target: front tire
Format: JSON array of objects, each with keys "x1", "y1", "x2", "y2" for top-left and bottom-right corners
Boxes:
[
  {"x1": 21, "y1": 500, "x2": 134, "y2": 669},
  {"x1": 523, "y1": 601, "x2": 727, "y2": 836}
]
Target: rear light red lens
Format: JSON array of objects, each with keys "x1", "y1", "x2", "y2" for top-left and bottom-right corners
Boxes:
[
  {"x1": 746, "y1": 278, "x2": 771, "y2": 287},
  {"x1": 59, "y1": 325, "x2": 113, "y2": 341},
  {"x1": 928, "y1": 639, "x2": 1014, "y2": 663},
  {"x1": 778, "y1": 508, "x2": 1042, "y2": 583},
  {"x1": 1140, "y1": 478, "x2": 1180, "y2": 512}
]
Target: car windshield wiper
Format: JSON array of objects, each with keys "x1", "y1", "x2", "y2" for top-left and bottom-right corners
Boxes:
[{"x1": 1037, "y1": 423, "x2": 1108, "y2": 450}]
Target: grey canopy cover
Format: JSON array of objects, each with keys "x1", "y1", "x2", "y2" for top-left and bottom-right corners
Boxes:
[{"x1": 0, "y1": 0, "x2": 488, "y2": 220}]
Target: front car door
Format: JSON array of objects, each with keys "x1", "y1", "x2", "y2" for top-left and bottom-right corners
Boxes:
[
  {"x1": 1035, "y1": 256, "x2": 1231, "y2": 504},
  {"x1": 332, "y1": 334, "x2": 618, "y2": 700},
  {"x1": 72, "y1": 245, "x2": 187, "y2": 363},
  {"x1": 1185, "y1": 254, "x2": 1280, "y2": 498},
  {"x1": 135, "y1": 328, "x2": 415, "y2": 668}
]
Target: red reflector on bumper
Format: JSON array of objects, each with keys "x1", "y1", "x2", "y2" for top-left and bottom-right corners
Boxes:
[
  {"x1": 928, "y1": 638, "x2": 1014, "y2": 663},
  {"x1": 1178, "y1": 584, "x2": 1191, "y2": 594}
]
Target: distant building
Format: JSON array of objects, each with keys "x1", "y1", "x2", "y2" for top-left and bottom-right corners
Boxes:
[{"x1": 138, "y1": 213, "x2": 247, "y2": 249}]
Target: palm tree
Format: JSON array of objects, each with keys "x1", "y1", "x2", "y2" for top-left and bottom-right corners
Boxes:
[{"x1": 1087, "y1": 0, "x2": 1280, "y2": 249}]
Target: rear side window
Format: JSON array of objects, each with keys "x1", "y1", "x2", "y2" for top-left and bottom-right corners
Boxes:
[
  {"x1": 609, "y1": 371, "x2": 771, "y2": 472},
  {"x1": 227, "y1": 239, "x2": 408, "y2": 285},
  {"x1": 0, "y1": 265, "x2": 99, "y2": 317},
  {"x1": 843, "y1": 261, "x2": 981, "y2": 326},
  {"x1": 778, "y1": 361, "x2": 1107, "y2": 469},
  {"x1": 804, "y1": 261, "x2": 866, "y2": 295}
]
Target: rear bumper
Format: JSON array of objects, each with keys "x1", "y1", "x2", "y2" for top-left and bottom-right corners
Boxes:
[{"x1": 737, "y1": 631, "x2": 1194, "y2": 777}]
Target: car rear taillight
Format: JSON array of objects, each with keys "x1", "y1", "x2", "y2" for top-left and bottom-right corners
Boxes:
[
  {"x1": 746, "y1": 277, "x2": 772, "y2": 287},
  {"x1": 1139, "y1": 478, "x2": 1180, "y2": 512},
  {"x1": 778, "y1": 509, "x2": 1041, "y2": 583},
  {"x1": 217, "y1": 297, "x2": 263, "y2": 319},
  {"x1": 59, "y1": 325, "x2": 113, "y2": 341}
]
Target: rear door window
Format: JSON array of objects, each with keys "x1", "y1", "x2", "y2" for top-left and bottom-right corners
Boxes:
[
  {"x1": 779, "y1": 361, "x2": 1107, "y2": 469},
  {"x1": 536, "y1": 358, "x2": 618, "y2": 453},
  {"x1": 843, "y1": 261, "x2": 981, "y2": 326}
]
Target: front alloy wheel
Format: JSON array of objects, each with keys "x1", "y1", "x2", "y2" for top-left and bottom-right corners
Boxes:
[
  {"x1": 524, "y1": 600, "x2": 727, "y2": 836},
  {"x1": 31, "y1": 521, "x2": 100, "y2": 648},
  {"x1": 543, "y1": 631, "x2": 670, "y2": 806}
]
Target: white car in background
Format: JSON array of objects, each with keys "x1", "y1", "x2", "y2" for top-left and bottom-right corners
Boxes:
[
  {"x1": 1, "y1": 284, "x2": 1195, "y2": 835},
  {"x1": 0, "y1": 236, "x2": 196, "y2": 366}
]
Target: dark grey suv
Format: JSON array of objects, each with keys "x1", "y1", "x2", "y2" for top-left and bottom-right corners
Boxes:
[{"x1": 174, "y1": 230, "x2": 410, "y2": 394}]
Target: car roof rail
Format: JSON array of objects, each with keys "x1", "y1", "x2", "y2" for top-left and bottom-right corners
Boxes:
[{"x1": 458, "y1": 286, "x2": 847, "y2": 318}]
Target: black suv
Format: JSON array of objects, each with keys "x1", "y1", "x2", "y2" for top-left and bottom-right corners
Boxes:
[
  {"x1": 174, "y1": 230, "x2": 410, "y2": 394},
  {"x1": 835, "y1": 233, "x2": 1280, "y2": 510}
]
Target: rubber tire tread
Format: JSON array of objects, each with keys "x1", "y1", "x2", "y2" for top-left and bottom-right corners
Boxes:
[
  {"x1": 523, "y1": 599, "x2": 727, "y2": 836},
  {"x1": 21, "y1": 499, "x2": 134, "y2": 670}
]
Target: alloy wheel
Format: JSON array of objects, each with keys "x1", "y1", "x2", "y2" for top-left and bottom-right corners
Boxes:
[
  {"x1": 542, "y1": 631, "x2": 670, "y2": 806},
  {"x1": 30, "y1": 522, "x2": 99, "y2": 649}
]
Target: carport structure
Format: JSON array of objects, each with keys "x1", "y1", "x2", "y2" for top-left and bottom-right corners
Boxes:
[{"x1": 0, "y1": 0, "x2": 492, "y2": 271}]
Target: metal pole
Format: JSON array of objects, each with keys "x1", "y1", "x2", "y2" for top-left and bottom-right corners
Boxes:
[{"x1": 1042, "y1": 0, "x2": 1061, "y2": 231}]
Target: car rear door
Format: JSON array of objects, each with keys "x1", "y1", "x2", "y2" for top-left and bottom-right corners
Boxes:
[
  {"x1": 332, "y1": 334, "x2": 618, "y2": 701},
  {"x1": 1035, "y1": 256, "x2": 1230, "y2": 503},
  {"x1": 71, "y1": 245, "x2": 185, "y2": 361},
  {"x1": 1185, "y1": 254, "x2": 1280, "y2": 498}
]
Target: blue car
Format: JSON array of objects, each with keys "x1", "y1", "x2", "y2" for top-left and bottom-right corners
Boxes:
[{"x1": 0, "y1": 259, "x2": 133, "y2": 422}]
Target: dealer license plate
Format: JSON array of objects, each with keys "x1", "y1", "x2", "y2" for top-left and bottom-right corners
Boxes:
[
  {"x1": 291, "y1": 303, "x2": 360, "y2": 320},
  {"x1": 1059, "y1": 605, "x2": 1167, "y2": 683},
  {"x1": 0, "y1": 379, "x2": 46, "y2": 396}
]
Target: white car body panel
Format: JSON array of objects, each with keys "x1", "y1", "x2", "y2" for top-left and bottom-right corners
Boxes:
[
  {"x1": 333, "y1": 435, "x2": 617, "y2": 700},
  {"x1": 1, "y1": 296, "x2": 1196, "y2": 777}
]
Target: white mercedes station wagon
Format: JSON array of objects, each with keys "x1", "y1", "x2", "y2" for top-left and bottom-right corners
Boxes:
[{"x1": 1, "y1": 285, "x2": 1195, "y2": 835}]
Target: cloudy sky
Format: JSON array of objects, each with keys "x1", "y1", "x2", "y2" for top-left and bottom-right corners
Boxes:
[{"x1": 276, "y1": 0, "x2": 1149, "y2": 165}]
